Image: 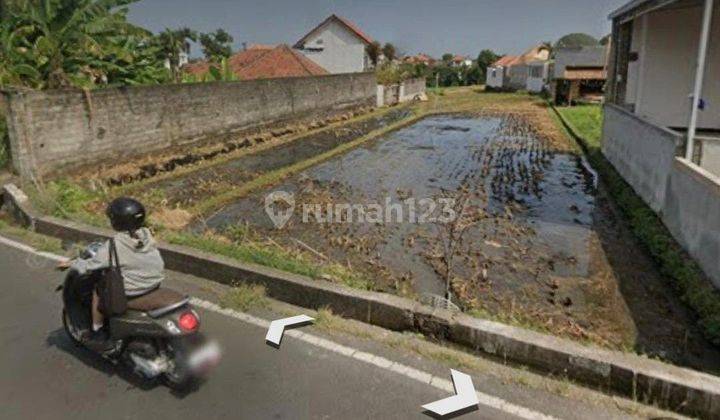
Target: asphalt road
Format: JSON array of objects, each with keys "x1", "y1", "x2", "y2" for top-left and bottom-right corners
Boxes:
[
  {"x1": 0, "y1": 241, "x2": 516, "y2": 420},
  {"x1": 0, "y1": 238, "x2": 682, "y2": 420}
]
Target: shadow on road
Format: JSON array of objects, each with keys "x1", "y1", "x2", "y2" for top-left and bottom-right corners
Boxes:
[{"x1": 45, "y1": 328, "x2": 199, "y2": 398}]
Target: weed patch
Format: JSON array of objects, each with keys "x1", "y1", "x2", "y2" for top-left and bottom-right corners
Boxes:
[
  {"x1": 0, "y1": 217, "x2": 64, "y2": 254},
  {"x1": 220, "y1": 284, "x2": 268, "y2": 312},
  {"x1": 163, "y1": 231, "x2": 374, "y2": 290}
]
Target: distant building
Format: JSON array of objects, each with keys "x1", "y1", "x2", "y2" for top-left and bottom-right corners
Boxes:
[
  {"x1": 550, "y1": 46, "x2": 609, "y2": 105},
  {"x1": 525, "y1": 60, "x2": 551, "y2": 93},
  {"x1": 164, "y1": 51, "x2": 189, "y2": 71},
  {"x1": 451, "y1": 55, "x2": 473, "y2": 67},
  {"x1": 293, "y1": 14, "x2": 374, "y2": 74},
  {"x1": 485, "y1": 45, "x2": 551, "y2": 90},
  {"x1": 403, "y1": 53, "x2": 436, "y2": 66},
  {"x1": 184, "y1": 44, "x2": 328, "y2": 80},
  {"x1": 486, "y1": 55, "x2": 518, "y2": 89}
]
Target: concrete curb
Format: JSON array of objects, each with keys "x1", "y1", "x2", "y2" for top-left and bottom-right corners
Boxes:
[{"x1": 3, "y1": 183, "x2": 720, "y2": 418}]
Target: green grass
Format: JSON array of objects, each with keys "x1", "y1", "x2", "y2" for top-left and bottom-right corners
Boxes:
[
  {"x1": 220, "y1": 284, "x2": 269, "y2": 312},
  {"x1": 553, "y1": 104, "x2": 720, "y2": 346},
  {"x1": 556, "y1": 105, "x2": 603, "y2": 145},
  {"x1": 164, "y1": 231, "x2": 374, "y2": 291},
  {"x1": 165, "y1": 231, "x2": 322, "y2": 278},
  {"x1": 0, "y1": 218, "x2": 64, "y2": 253},
  {"x1": 27, "y1": 179, "x2": 106, "y2": 227}
]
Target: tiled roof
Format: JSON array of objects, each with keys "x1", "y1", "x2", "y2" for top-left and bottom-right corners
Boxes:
[
  {"x1": 491, "y1": 55, "x2": 520, "y2": 67},
  {"x1": 184, "y1": 44, "x2": 329, "y2": 80},
  {"x1": 294, "y1": 14, "x2": 374, "y2": 47}
]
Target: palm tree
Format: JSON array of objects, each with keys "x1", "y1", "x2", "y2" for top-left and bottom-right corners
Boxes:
[{"x1": 155, "y1": 27, "x2": 197, "y2": 82}]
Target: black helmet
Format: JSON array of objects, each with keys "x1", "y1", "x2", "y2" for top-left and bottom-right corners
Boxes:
[{"x1": 106, "y1": 197, "x2": 146, "y2": 232}]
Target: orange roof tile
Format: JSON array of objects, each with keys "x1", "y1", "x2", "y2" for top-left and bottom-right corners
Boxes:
[
  {"x1": 184, "y1": 44, "x2": 329, "y2": 80},
  {"x1": 491, "y1": 55, "x2": 520, "y2": 67}
]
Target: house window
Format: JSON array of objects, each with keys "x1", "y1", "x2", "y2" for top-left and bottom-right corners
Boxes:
[
  {"x1": 492, "y1": 69, "x2": 497, "y2": 78},
  {"x1": 530, "y1": 66, "x2": 543, "y2": 78},
  {"x1": 316, "y1": 38, "x2": 323, "y2": 45}
]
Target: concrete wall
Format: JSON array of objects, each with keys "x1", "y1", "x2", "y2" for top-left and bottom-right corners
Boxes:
[
  {"x1": 296, "y1": 20, "x2": 368, "y2": 74},
  {"x1": 603, "y1": 103, "x2": 720, "y2": 288},
  {"x1": 4, "y1": 72, "x2": 376, "y2": 178},
  {"x1": 700, "y1": 139, "x2": 720, "y2": 176},
  {"x1": 377, "y1": 78, "x2": 425, "y2": 107},
  {"x1": 626, "y1": 5, "x2": 720, "y2": 129},
  {"x1": 664, "y1": 158, "x2": 720, "y2": 286},
  {"x1": 602, "y1": 104, "x2": 682, "y2": 212},
  {"x1": 399, "y1": 78, "x2": 425, "y2": 101},
  {"x1": 486, "y1": 66, "x2": 504, "y2": 88}
]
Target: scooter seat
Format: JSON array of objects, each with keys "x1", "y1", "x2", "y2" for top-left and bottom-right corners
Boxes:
[{"x1": 126, "y1": 288, "x2": 189, "y2": 315}]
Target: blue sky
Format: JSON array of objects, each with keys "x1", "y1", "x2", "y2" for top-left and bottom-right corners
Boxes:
[{"x1": 128, "y1": 0, "x2": 629, "y2": 58}]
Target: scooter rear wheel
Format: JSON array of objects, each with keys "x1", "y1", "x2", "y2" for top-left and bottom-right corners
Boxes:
[
  {"x1": 62, "y1": 309, "x2": 83, "y2": 345},
  {"x1": 162, "y1": 367, "x2": 197, "y2": 391}
]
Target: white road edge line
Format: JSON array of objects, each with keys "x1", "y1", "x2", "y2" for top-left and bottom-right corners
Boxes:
[{"x1": 0, "y1": 234, "x2": 559, "y2": 420}]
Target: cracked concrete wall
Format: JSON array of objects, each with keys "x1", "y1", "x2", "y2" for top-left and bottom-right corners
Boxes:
[{"x1": 3, "y1": 72, "x2": 376, "y2": 178}]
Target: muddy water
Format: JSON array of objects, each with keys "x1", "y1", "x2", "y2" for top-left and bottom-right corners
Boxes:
[
  {"x1": 206, "y1": 115, "x2": 596, "y2": 295},
  {"x1": 202, "y1": 115, "x2": 720, "y2": 371}
]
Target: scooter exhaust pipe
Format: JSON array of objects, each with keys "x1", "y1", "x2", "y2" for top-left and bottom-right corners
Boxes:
[{"x1": 129, "y1": 353, "x2": 169, "y2": 378}]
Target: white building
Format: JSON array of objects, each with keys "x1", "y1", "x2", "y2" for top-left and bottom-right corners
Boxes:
[
  {"x1": 603, "y1": 0, "x2": 720, "y2": 291},
  {"x1": 486, "y1": 55, "x2": 518, "y2": 89},
  {"x1": 294, "y1": 14, "x2": 374, "y2": 74},
  {"x1": 485, "y1": 45, "x2": 550, "y2": 90},
  {"x1": 525, "y1": 60, "x2": 550, "y2": 93}
]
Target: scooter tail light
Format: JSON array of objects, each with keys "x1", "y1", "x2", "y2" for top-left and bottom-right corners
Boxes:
[{"x1": 178, "y1": 312, "x2": 199, "y2": 332}]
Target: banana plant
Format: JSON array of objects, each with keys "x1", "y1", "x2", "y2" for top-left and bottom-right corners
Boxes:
[
  {"x1": 207, "y1": 57, "x2": 237, "y2": 82},
  {"x1": 1, "y1": 0, "x2": 168, "y2": 89}
]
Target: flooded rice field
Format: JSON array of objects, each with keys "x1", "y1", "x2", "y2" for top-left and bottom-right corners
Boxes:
[
  {"x1": 139, "y1": 108, "x2": 412, "y2": 207},
  {"x1": 199, "y1": 114, "x2": 720, "y2": 371}
]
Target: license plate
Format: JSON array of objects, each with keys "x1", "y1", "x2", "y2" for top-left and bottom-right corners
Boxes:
[{"x1": 187, "y1": 340, "x2": 221, "y2": 371}]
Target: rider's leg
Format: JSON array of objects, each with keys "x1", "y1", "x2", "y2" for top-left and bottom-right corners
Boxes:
[{"x1": 91, "y1": 289, "x2": 104, "y2": 332}]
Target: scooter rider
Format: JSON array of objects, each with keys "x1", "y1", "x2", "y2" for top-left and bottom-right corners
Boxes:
[{"x1": 57, "y1": 198, "x2": 165, "y2": 347}]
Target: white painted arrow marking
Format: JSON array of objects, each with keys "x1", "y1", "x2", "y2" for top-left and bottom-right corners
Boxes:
[
  {"x1": 265, "y1": 315, "x2": 314, "y2": 347},
  {"x1": 422, "y1": 369, "x2": 479, "y2": 417}
]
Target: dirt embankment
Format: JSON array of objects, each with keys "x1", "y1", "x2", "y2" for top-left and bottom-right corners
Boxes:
[
  {"x1": 74, "y1": 105, "x2": 382, "y2": 186},
  {"x1": 132, "y1": 107, "x2": 413, "y2": 209}
]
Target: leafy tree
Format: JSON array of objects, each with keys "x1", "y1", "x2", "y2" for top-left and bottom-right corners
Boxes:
[
  {"x1": 476, "y1": 49, "x2": 500, "y2": 80},
  {"x1": 155, "y1": 27, "x2": 197, "y2": 82},
  {"x1": 0, "y1": 0, "x2": 168, "y2": 89},
  {"x1": 366, "y1": 41, "x2": 381, "y2": 67},
  {"x1": 199, "y1": 28, "x2": 234, "y2": 61},
  {"x1": 441, "y1": 53, "x2": 453, "y2": 64},
  {"x1": 554, "y1": 33, "x2": 599, "y2": 49},
  {"x1": 382, "y1": 42, "x2": 396, "y2": 62},
  {"x1": 599, "y1": 34, "x2": 611, "y2": 46},
  {"x1": 463, "y1": 65, "x2": 482, "y2": 85}
]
